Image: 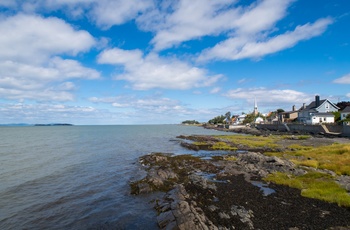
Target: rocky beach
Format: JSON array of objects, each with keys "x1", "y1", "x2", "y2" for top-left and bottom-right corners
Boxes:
[{"x1": 131, "y1": 129, "x2": 350, "y2": 229}]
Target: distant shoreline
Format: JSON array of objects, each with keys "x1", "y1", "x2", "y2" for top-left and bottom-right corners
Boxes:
[{"x1": 0, "y1": 123, "x2": 73, "y2": 127}]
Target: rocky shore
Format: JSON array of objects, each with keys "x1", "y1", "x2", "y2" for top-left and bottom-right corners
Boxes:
[
  {"x1": 132, "y1": 152, "x2": 350, "y2": 229},
  {"x1": 131, "y1": 145, "x2": 350, "y2": 229}
]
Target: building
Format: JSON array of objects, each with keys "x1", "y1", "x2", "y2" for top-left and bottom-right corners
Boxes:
[
  {"x1": 279, "y1": 105, "x2": 299, "y2": 123},
  {"x1": 298, "y1": 95, "x2": 339, "y2": 124},
  {"x1": 253, "y1": 98, "x2": 258, "y2": 115},
  {"x1": 341, "y1": 106, "x2": 350, "y2": 120}
]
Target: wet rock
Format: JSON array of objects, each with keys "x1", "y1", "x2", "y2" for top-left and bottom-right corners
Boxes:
[
  {"x1": 189, "y1": 174, "x2": 217, "y2": 191},
  {"x1": 156, "y1": 184, "x2": 218, "y2": 230},
  {"x1": 236, "y1": 152, "x2": 306, "y2": 177},
  {"x1": 230, "y1": 205, "x2": 254, "y2": 229}
]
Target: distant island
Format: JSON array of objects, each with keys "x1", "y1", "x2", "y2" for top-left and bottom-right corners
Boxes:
[{"x1": 34, "y1": 123, "x2": 73, "y2": 126}]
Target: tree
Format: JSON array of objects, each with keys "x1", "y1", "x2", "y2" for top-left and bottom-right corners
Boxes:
[
  {"x1": 182, "y1": 120, "x2": 200, "y2": 125},
  {"x1": 225, "y1": 111, "x2": 231, "y2": 123},
  {"x1": 242, "y1": 113, "x2": 256, "y2": 124},
  {"x1": 332, "y1": 111, "x2": 341, "y2": 122},
  {"x1": 336, "y1": 101, "x2": 350, "y2": 111},
  {"x1": 208, "y1": 115, "x2": 226, "y2": 124}
]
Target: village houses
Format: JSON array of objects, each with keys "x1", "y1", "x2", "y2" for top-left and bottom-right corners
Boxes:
[{"x1": 298, "y1": 95, "x2": 339, "y2": 125}]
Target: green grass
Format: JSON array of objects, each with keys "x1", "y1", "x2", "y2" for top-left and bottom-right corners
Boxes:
[
  {"x1": 264, "y1": 171, "x2": 350, "y2": 207},
  {"x1": 282, "y1": 135, "x2": 311, "y2": 140},
  {"x1": 211, "y1": 141, "x2": 237, "y2": 151},
  {"x1": 225, "y1": 155, "x2": 237, "y2": 161},
  {"x1": 217, "y1": 135, "x2": 280, "y2": 149},
  {"x1": 268, "y1": 144, "x2": 350, "y2": 176}
]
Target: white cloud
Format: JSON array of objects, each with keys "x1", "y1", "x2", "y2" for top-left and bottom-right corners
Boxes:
[
  {"x1": 210, "y1": 87, "x2": 221, "y2": 94},
  {"x1": 333, "y1": 73, "x2": 350, "y2": 84},
  {"x1": 98, "y1": 48, "x2": 221, "y2": 90},
  {"x1": 89, "y1": 95, "x2": 193, "y2": 116},
  {"x1": 136, "y1": 0, "x2": 296, "y2": 51},
  {"x1": 3, "y1": 0, "x2": 153, "y2": 28},
  {"x1": 146, "y1": 0, "x2": 239, "y2": 50},
  {"x1": 90, "y1": 0, "x2": 154, "y2": 29},
  {"x1": 224, "y1": 87, "x2": 311, "y2": 106},
  {"x1": 0, "y1": 14, "x2": 99, "y2": 102},
  {"x1": 0, "y1": 102, "x2": 109, "y2": 125},
  {"x1": 0, "y1": 14, "x2": 96, "y2": 64},
  {"x1": 198, "y1": 17, "x2": 333, "y2": 62}
]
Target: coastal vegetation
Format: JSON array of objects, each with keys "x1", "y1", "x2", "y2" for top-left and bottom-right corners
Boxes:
[
  {"x1": 264, "y1": 172, "x2": 350, "y2": 207},
  {"x1": 178, "y1": 133, "x2": 350, "y2": 207},
  {"x1": 181, "y1": 120, "x2": 200, "y2": 125}
]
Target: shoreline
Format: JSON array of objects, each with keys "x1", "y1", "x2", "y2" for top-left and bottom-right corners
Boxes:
[{"x1": 131, "y1": 131, "x2": 350, "y2": 229}]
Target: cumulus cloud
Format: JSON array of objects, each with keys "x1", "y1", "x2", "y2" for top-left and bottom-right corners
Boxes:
[
  {"x1": 0, "y1": 14, "x2": 99, "y2": 101},
  {"x1": 2, "y1": 0, "x2": 153, "y2": 28},
  {"x1": 0, "y1": 102, "x2": 113, "y2": 124},
  {"x1": 144, "y1": 0, "x2": 240, "y2": 50},
  {"x1": 137, "y1": 0, "x2": 295, "y2": 51},
  {"x1": 98, "y1": 48, "x2": 221, "y2": 90},
  {"x1": 224, "y1": 87, "x2": 311, "y2": 107},
  {"x1": 90, "y1": 0, "x2": 154, "y2": 29},
  {"x1": 198, "y1": 17, "x2": 333, "y2": 62},
  {"x1": 89, "y1": 95, "x2": 195, "y2": 118},
  {"x1": 333, "y1": 73, "x2": 350, "y2": 84},
  {"x1": 0, "y1": 14, "x2": 96, "y2": 63}
]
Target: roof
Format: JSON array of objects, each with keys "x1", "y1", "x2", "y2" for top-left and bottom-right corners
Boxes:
[
  {"x1": 301, "y1": 99, "x2": 339, "y2": 111},
  {"x1": 281, "y1": 110, "x2": 298, "y2": 114},
  {"x1": 342, "y1": 106, "x2": 350, "y2": 113},
  {"x1": 310, "y1": 112, "x2": 335, "y2": 117}
]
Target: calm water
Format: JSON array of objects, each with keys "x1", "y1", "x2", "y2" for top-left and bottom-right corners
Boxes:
[{"x1": 0, "y1": 125, "x2": 227, "y2": 229}]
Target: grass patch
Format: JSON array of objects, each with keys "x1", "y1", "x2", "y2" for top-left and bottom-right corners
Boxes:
[
  {"x1": 211, "y1": 141, "x2": 237, "y2": 151},
  {"x1": 287, "y1": 144, "x2": 313, "y2": 151},
  {"x1": 270, "y1": 143, "x2": 350, "y2": 176},
  {"x1": 225, "y1": 155, "x2": 237, "y2": 161},
  {"x1": 217, "y1": 135, "x2": 280, "y2": 150},
  {"x1": 282, "y1": 135, "x2": 311, "y2": 140},
  {"x1": 264, "y1": 171, "x2": 350, "y2": 207}
]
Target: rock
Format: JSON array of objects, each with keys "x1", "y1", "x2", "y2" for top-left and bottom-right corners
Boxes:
[
  {"x1": 156, "y1": 184, "x2": 218, "y2": 230},
  {"x1": 231, "y1": 205, "x2": 254, "y2": 229},
  {"x1": 189, "y1": 174, "x2": 217, "y2": 191}
]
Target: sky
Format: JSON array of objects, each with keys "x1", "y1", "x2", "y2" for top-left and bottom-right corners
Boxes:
[{"x1": 0, "y1": 0, "x2": 349, "y2": 125}]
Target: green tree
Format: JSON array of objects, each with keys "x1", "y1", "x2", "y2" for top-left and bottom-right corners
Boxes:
[
  {"x1": 208, "y1": 115, "x2": 226, "y2": 124},
  {"x1": 332, "y1": 111, "x2": 341, "y2": 122},
  {"x1": 225, "y1": 111, "x2": 231, "y2": 123},
  {"x1": 182, "y1": 120, "x2": 200, "y2": 125},
  {"x1": 242, "y1": 113, "x2": 256, "y2": 124}
]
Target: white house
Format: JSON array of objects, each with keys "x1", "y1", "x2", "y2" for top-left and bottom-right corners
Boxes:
[
  {"x1": 234, "y1": 114, "x2": 246, "y2": 125},
  {"x1": 254, "y1": 116, "x2": 264, "y2": 124},
  {"x1": 307, "y1": 113, "x2": 335, "y2": 125},
  {"x1": 341, "y1": 106, "x2": 350, "y2": 120},
  {"x1": 298, "y1": 95, "x2": 339, "y2": 124}
]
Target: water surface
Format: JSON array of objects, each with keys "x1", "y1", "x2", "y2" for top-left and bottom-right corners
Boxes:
[{"x1": 0, "y1": 125, "x2": 227, "y2": 229}]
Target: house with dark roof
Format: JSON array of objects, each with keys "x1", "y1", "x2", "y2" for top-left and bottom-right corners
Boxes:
[
  {"x1": 298, "y1": 95, "x2": 339, "y2": 124},
  {"x1": 341, "y1": 106, "x2": 350, "y2": 120},
  {"x1": 279, "y1": 105, "x2": 299, "y2": 123}
]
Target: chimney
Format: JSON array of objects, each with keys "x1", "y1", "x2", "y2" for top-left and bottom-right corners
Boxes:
[
  {"x1": 315, "y1": 95, "x2": 320, "y2": 107},
  {"x1": 292, "y1": 105, "x2": 296, "y2": 111},
  {"x1": 303, "y1": 103, "x2": 306, "y2": 109}
]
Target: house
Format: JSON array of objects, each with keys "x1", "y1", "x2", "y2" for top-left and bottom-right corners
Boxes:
[
  {"x1": 341, "y1": 106, "x2": 350, "y2": 120},
  {"x1": 254, "y1": 116, "x2": 264, "y2": 124},
  {"x1": 298, "y1": 95, "x2": 339, "y2": 124},
  {"x1": 279, "y1": 105, "x2": 298, "y2": 123},
  {"x1": 233, "y1": 114, "x2": 246, "y2": 125},
  {"x1": 266, "y1": 111, "x2": 279, "y2": 124}
]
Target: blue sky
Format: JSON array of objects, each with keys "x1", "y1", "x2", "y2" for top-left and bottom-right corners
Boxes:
[{"x1": 0, "y1": 0, "x2": 349, "y2": 125}]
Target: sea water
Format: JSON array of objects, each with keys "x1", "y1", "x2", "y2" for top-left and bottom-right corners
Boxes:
[{"x1": 0, "y1": 125, "x2": 227, "y2": 229}]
